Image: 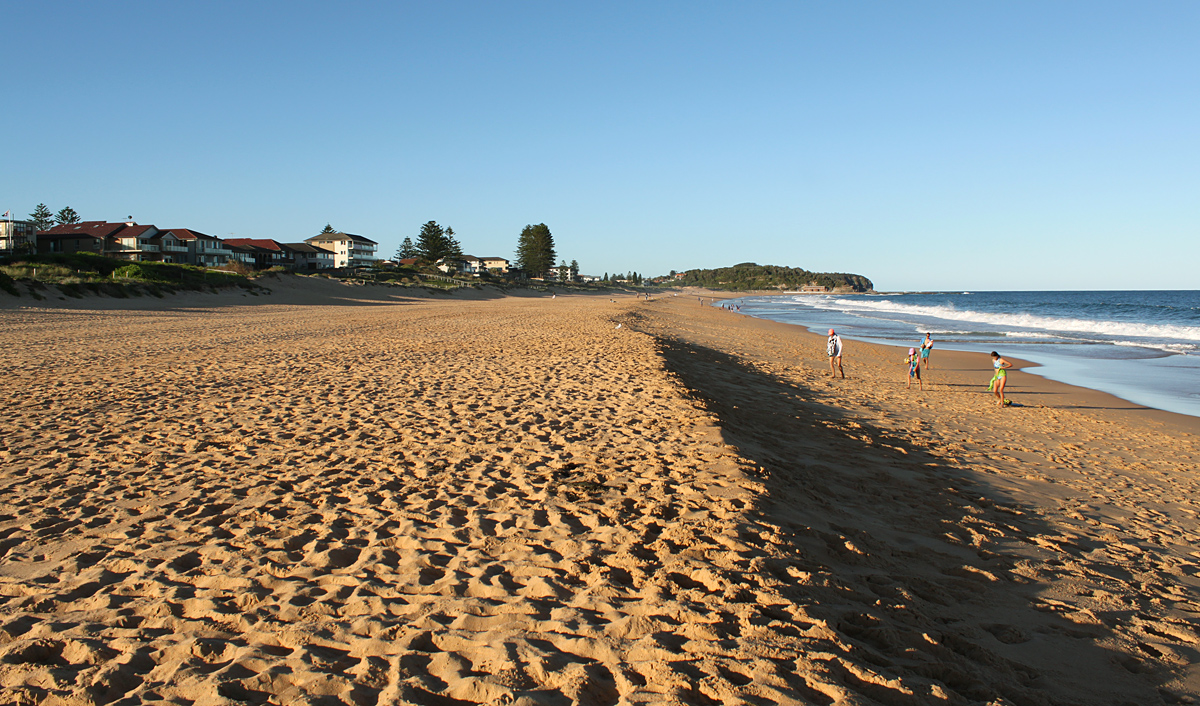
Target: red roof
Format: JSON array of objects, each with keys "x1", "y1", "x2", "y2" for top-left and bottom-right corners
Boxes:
[
  {"x1": 37, "y1": 221, "x2": 129, "y2": 238},
  {"x1": 398, "y1": 258, "x2": 419, "y2": 266},
  {"x1": 224, "y1": 238, "x2": 284, "y2": 251}
]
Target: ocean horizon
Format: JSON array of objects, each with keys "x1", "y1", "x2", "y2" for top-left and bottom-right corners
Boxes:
[{"x1": 720, "y1": 289, "x2": 1200, "y2": 419}]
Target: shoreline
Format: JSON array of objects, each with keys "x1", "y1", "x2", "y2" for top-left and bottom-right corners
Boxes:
[
  {"x1": 713, "y1": 290, "x2": 1200, "y2": 434},
  {"x1": 705, "y1": 288, "x2": 1200, "y2": 421}
]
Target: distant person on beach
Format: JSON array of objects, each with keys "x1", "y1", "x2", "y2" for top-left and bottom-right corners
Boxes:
[
  {"x1": 920, "y1": 333, "x2": 933, "y2": 369},
  {"x1": 906, "y1": 348, "x2": 923, "y2": 390},
  {"x1": 827, "y1": 329, "x2": 844, "y2": 378},
  {"x1": 989, "y1": 351, "x2": 1012, "y2": 407}
]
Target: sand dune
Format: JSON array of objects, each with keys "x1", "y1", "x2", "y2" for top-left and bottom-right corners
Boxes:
[{"x1": 0, "y1": 280, "x2": 1197, "y2": 704}]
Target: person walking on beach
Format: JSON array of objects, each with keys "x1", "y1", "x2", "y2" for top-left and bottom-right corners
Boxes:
[
  {"x1": 920, "y1": 333, "x2": 933, "y2": 370},
  {"x1": 906, "y1": 348, "x2": 923, "y2": 390},
  {"x1": 827, "y1": 329, "x2": 845, "y2": 379},
  {"x1": 989, "y1": 351, "x2": 1012, "y2": 407}
]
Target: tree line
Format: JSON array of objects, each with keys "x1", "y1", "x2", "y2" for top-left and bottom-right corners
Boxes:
[
  {"x1": 389, "y1": 221, "x2": 463, "y2": 263},
  {"x1": 22, "y1": 203, "x2": 82, "y2": 231},
  {"x1": 384, "y1": 220, "x2": 575, "y2": 280},
  {"x1": 600, "y1": 272, "x2": 644, "y2": 285}
]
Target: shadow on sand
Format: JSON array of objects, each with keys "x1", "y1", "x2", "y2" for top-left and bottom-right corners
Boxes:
[{"x1": 652, "y1": 334, "x2": 1171, "y2": 705}]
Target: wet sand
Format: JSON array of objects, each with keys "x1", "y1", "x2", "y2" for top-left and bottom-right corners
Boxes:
[{"x1": 0, "y1": 278, "x2": 1197, "y2": 704}]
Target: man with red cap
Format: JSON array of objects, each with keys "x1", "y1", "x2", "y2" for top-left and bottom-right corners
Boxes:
[{"x1": 827, "y1": 329, "x2": 844, "y2": 379}]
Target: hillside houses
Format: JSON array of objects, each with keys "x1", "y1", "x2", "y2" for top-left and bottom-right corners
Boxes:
[
  {"x1": 18, "y1": 221, "x2": 551, "y2": 282},
  {"x1": 30, "y1": 221, "x2": 372, "y2": 271}
]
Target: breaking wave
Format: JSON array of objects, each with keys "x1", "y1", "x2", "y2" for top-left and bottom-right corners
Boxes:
[{"x1": 794, "y1": 297, "x2": 1200, "y2": 343}]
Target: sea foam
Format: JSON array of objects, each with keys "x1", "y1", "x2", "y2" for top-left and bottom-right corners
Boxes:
[{"x1": 793, "y1": 297, "x2": 1200, "y2": 343}]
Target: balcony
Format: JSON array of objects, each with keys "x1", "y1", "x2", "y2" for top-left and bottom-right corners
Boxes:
[{"x1": 163, "y1": 244, "x2": 188, "y2": 252}]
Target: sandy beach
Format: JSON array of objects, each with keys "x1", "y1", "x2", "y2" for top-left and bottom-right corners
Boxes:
[{"x1": 1, "y1": 278, "x2": 1198, "y2": 705}]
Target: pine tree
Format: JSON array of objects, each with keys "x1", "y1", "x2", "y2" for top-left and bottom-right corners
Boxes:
[
  {"x1": 320, "y1": 224, "x2": 336, "y2": 234},
  {"x1": 443, "y1": 227, "x2": 463, "y2": 259},
  {"x1": 415, "y1": 221, "x2": 461, "y2": 262},
  {"x1": 55, "y1": 206, "x2": 80, "y2": 226},
  {"x1": 396, "y1": 237, "x2": 417, "y2": 260},
  {"x1": 29, "y1": 204, "x2": 54, "y2": 232},
  {"x1": 514, "y1": 223, "x2": 555, "y2": 277},
  {"x1": 569, "y1": 260, "x2": 579, "y2": 282}
]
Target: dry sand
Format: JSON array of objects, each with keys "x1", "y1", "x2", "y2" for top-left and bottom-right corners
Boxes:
[{"x1": 0, "y1": 277, "x2": 1198, "y2": 705}]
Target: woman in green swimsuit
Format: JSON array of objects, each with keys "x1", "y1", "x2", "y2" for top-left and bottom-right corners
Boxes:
[{"x1": 990, "y1": 351, "x2": 1012, "y2": 407}]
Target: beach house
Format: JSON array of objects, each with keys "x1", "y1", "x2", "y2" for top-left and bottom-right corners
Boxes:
[
  {"x1": 435, "y1": 256, "x2": 468, "y2": 274},
  {"x1": 303, "y1": 232, "x2": 378, "y2": 268},
  {"x1": 480, "y1": 257, "x2": 509, "y2": 273},
  {"x1": 107, "y1": 224, "x2": 162, "y2": 261},
  {"x1": 0, "y1": 220, "x2": 39, "y2": 255},
  {"x1": 283, "y1": 242, "x2": 335, "y2": 271},
  {"x1": 162, "y1": 229, "x2": 234, "y2": 268},
  {"x1": 153, "y1": 230, "x2": 190, "y2": 263},
  {"x1": 37, "y1": 221, "x2": 159, "y2": 260},
  {"x1": 223, "y1": 239, "x2": 296, "y2": 270}
]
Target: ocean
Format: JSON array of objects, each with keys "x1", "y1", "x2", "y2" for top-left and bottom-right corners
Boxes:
[{"x1": 720, "y1": 290, "x2": 1200, "y2": 418}]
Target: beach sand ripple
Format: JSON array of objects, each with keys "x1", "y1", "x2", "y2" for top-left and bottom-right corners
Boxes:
[{"x1": 0, "y1": 282, "x2": 1197, "y2": 704}]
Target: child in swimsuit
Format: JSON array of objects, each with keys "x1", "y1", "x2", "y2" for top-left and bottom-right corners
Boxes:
[
  {"x1": 920, "y1": 334, "x2": 933, "y2": 369},
  {"x1": 906, "y1": 348, "x2": 923, "y2": 390},
  {"x1": 989, "y1": 351, "x2": 1012, "y2": 407}
]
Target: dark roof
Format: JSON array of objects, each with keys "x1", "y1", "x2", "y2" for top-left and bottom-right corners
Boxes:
[
  {"x1": 164, "y1": 228, "x2": 219, "y2": 242},
  {"x1": 37, "y1": 221, "x2": 129, "y2": 238},
  {"x1": 304, "y1": 232, "x2": 378, "y2": 245},
  {"x1": 282, "y1": 243, "x2": 333, "y2": 254},
  {"x1": 118, "y1": 225, "x2": 157, "y2": 239},
  {"x1": 224, "y1": 238, "x2": 285, "y2": 252}
]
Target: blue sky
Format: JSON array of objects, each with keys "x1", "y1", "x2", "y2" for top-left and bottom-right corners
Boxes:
[{"x1": 4, "y1": 1, "x2": 1197, "y2": 290}]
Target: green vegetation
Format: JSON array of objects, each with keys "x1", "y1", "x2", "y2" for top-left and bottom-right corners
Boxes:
[
  {"x1": 671, "y1": 262, "x2": 873, "y2": 292},
  {"x1": 29, "y1": 204, "x2": 54, "y2": 232},
  {"x1": 395, "y1": 237, "x2": 417, "y2": 260},
  {"x1": 55, "y1": 206, "x2": 81, "y2": 226},
  {"x1": 415, "y1": 221, "x2": 463, "y2": 262},
  {"x1": 514, "y1": 223, "x2": 556, "y2": 277},
  {"x1": 0, "y1": 270, "x2": 17, "y2": 296},
  {"x1": 0, "y1": 252, "x2": 260, "y2": 298}
]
